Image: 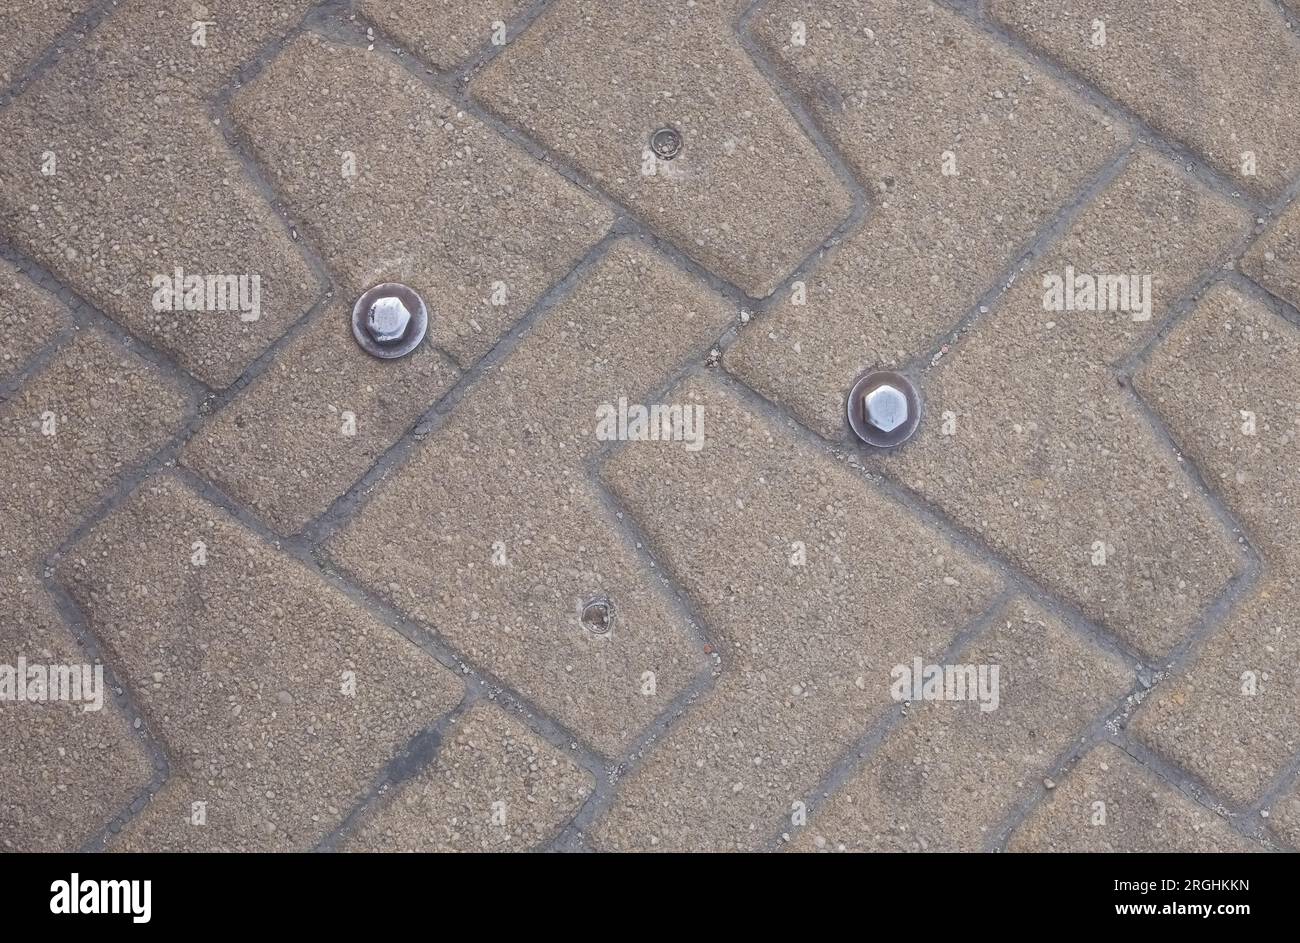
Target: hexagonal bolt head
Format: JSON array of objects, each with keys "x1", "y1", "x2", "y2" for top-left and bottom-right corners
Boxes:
[
  {"x1": 366, "y1": 295, "x2": 413, "y2": 344},
  {"x1": 864, "y1": 383, "x2": 909, "y2": 433}
]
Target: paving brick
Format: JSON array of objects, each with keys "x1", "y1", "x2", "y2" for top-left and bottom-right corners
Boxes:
[
  {"x1": 726, "y1": 0, "x2": 1127, "y2": 438},
  {"x1": 790, "y1": 597, "x2": 1131, "y2": 852},
  {"x1": 1130, "y1": 283, "x2": 1300, "y2": 805},
  {"x1": 0, "y1": 330, "x2": 189, "y2": 568},
  {"x1": 1268, "y1": 782, "x2": 1300, "y2": 850},
  {"x1": 327, "y1": 241, "x2": 728, "y2": 756},
  {"x1": 182, "y1": 305, "x2": 459, "y2": 535},
  {"x1": 0, "y1": 0, "x2": 319, "y2": 388},
  {"x1": 1136, "y1": 282, "x2": 1300, "y2": 575},
  {"x1": 1007, "y1": 743, "x2": 1256, "y2": 851},
  {"x1": 0, "y1": 0, "x2": 89, "y2": 89},
  {"x1": 0, "y1": 257, "x2": 73, "y2": 382},
  {"x1": 590, "y1": 374, "x2": 1002, "y2": 851},
  {"x1": 1242, "y1": 197, "x2": 1300, "y2": 313},
  {"x1": 358, "y1": 0, "x2": 532, "y2": 72},
  {"x1": 472, "y1": 0, "x2": 852, "y2": 299},
  {"x1": 880, "y1": 152, "x2": 1249, "y2": 660},
  {"x1": 63, "y1": 0, "x2": 315, "y2": 101},
  {"x1": 57, "y1": 475, "x2": 465, "y2": 852},
  {"x1": 988, "y1": 0, "x2": 1300, "y2": 199},
  {"x1": 0, "y1": 565, "x2": 153, "y2": 852},
  {"x1": 1130, "y1": 579, "x2": 1300, "y2": 808},
  {"x1": 230, "y1": 33, "x2": 612, "y2": 369},
  {"x1": 342, "y1": 701, "x2": 592, "y2": 851}
]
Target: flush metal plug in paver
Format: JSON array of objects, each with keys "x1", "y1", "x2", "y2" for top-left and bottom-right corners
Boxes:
[
  {"x1": 351, "y1": 283, "x2": 429, "y2": 359},
  {"x1": 580, "y1": 595, "x2": 615, "y2": 635},
  {"x1": 847, "y1": 370, "x2": 921, "y2": 448},
  {"x1": 650, "y1": 127, "x2": 683, "y2": 161}
]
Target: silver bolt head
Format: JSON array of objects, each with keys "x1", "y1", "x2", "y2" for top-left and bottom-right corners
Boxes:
[
  {"x1": 366, "y1": 295, "x2": 412, "y2": 344},
  {"x1": 352, "y1": 283, "x2": 429, "y2": 359},
  {"x1": 864, "y1": 383, "x2": 909, "y2": 433},
  {"x1": 847, "y1": 370, "x2": 920, "y2": 447}
]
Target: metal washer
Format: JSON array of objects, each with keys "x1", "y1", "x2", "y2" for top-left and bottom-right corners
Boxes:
[
  {"x1": 650, "y1": 127, "x2": 683, "y2": 161},
  {"x1": 351, "y1": 283, "x2": 429, "y2": 359},
  {"x1": 580, "y1": 596, "x2": 615, "y2": 635},
  {"x1": 847, "y1": 370, "x2": 922, "y2": 448}
]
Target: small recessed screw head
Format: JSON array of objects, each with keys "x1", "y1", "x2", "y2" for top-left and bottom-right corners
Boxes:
[
  {"x1": 847, "y1": 370, "x2": 921, "y2": 447},
  {"x1": 650, "y1": 127, "x2": 683, "y2": 160},
  {"x1": 351, "y1": 283, "x2": 429, "y2": 359},
  {"x1": 366, "y1": 295, "x2": 412, "y2": 344},
  {"x1": 580, "y1": 596, "x2": 614, "y2": 635}
]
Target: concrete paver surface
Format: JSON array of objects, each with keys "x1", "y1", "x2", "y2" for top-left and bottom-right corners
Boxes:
[{"x1": 2, "y1": 0, "x2": 1298, "y2": 854}]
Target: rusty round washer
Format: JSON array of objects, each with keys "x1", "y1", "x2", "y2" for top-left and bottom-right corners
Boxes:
[
  {"x1": 351, "y1": 282, "x2": 429, "y2": 360},
  {"x1": 847, "y1": 370, "x2": 922, "y2": 448},
  {"x1": 650, "y1": 127, "x2": 683, "y2": 161}
]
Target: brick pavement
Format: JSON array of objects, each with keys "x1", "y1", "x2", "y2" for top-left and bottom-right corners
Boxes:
[{"x1": 3, "y1": 0, "x2": 1300, "y2": 853}]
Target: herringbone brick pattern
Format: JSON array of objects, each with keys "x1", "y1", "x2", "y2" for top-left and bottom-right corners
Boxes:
[{"x1": 2, "y1": 0, "x2": 1299, "y2": 853}]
